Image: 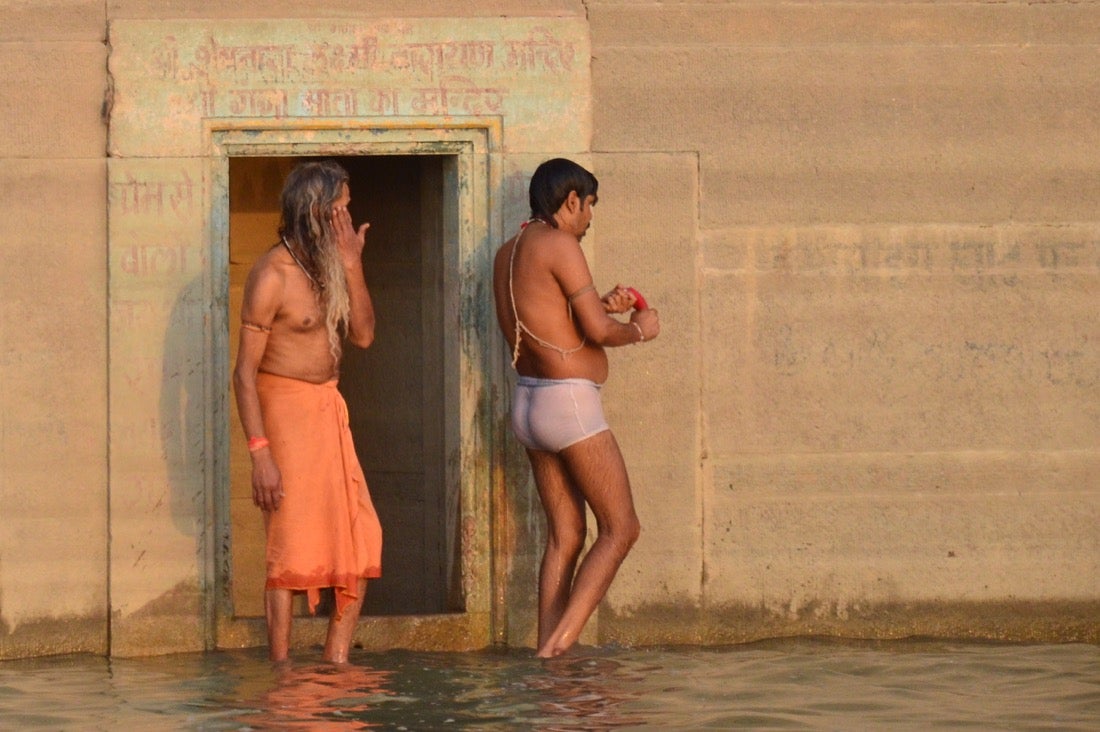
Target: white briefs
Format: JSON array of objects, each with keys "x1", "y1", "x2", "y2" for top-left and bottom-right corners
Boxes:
[{"x1": 511, "y1": 376, "x2": 610, "y2": 452}]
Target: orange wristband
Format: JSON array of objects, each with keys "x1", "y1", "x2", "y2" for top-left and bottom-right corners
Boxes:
[{"x1": 247, "y1": 436, "x2": 270, "y2": 452}]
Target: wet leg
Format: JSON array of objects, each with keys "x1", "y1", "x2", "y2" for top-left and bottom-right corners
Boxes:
[
  {"x1": 265, "y1": 588, "x2": 294, "y2": 662},
  {"x1": 528, "y1": 448, "x2": 588, "y2": 651},
  {"x1": 536, "y1": 430, "x2": 640, "y2": 658},
  {"x1": 322, "y1": 578, "x2": 368, "y2": 663}
]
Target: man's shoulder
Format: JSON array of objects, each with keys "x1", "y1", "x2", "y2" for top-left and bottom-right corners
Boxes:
[
  {"x1": 252, "y1": 243, "x2": 292, "y2": 271},
  {"x1": 245, "y1": 245, "x2": 290, "y2": 291},
  {"x1": 493, "y1": 236, "x2": 514, "y2": 258},
  {"x1": 541, "y1": 229, "x2": 586, "y2": 265},
  {"x1": 524, "y1": 226, "x2": 581, "y2": 253}
]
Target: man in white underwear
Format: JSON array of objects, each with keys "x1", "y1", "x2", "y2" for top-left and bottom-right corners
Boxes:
[{"x1": 492, "y1": 158, "x2": 660, "y2": 657}]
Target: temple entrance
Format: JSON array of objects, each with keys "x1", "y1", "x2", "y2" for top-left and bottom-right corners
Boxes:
[{"x1": 227, "y1": 154, "x2": 458, "y2": 617}]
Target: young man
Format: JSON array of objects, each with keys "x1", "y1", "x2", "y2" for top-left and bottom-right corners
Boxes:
[
  {"x1": 233, "y1": 160, "x2": 383, "y2": 663},
  {"x1": 492, "y1": 158, "x2": 661, "y2": 657}
]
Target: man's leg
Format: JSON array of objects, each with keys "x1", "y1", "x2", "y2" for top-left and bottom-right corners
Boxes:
[
  {"x1": 527, "y1": 448, "x2": 588, "y2": 651},
  {"x1": 322, "y1": 578, "x2": 368, "y2": 663},
  {"x1": 265, "y1": 588, "x2": 294, "y2": 662},
  {"x1": 536, "y1": 430, "x2": 640, "y2": 658}
]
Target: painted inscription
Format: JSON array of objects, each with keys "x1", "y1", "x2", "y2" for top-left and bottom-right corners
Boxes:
[
  {"x1": 109, "y1": 166, "x2": 206, "y2": 282},
  {"x1": 748, "y1": 230, "x2": 1100, "y2": 276},
  {"x1": 732, "y1": 229, "x2": 1100, "y2": 390},
  {"x1": 110, "y1": 171, "x2": 197, "y2": 218},
  {"x1": 143, "y1": 26, "x2": 578, "y2": 120},
  {"x1": 117, "y1": 242, "x2": 200, "y2": 278},
  {"x1": 151, "y1": 31, "x2": 565, "y2": 83}
]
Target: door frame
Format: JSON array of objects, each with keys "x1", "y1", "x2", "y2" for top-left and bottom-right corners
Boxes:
[{"x1": 205, "y1": 119, "x2": 503, "y2": 651}]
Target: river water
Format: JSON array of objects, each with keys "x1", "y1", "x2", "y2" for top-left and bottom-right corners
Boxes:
[{"x1": 1, "y1": 639, "x2": 1097, "y2": 730}]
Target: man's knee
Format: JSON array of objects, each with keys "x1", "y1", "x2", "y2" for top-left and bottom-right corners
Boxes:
[
  {"x1": 607, "y1": 514, "x2": 640, "y2": 557},
  {"x1": 548, "y1": 525, "x2": 586, "y2": 558},
  {"x1": 624, "y1": 515, "x2": 641, "y2": 549}
]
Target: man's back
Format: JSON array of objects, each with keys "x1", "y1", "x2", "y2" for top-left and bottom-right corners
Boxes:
[{"x1": 492, "y1": 221, "x2": 611, "y2": 383}]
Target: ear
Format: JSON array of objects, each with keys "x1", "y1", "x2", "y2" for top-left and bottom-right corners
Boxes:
[{"x1": 564, "y1": 189, "x2": 581, "y2": 213}]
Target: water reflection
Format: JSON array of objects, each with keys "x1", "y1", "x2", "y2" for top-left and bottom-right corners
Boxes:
[
  {"x1": 525, "y1": 656, "x2": 644, "y2": 730},
  {"x1": 238, "y1": 662, "x2": 395, "y2": 729},
  {"x1": 0, "y1": 641, "x2": 1097, "y2": 730}
]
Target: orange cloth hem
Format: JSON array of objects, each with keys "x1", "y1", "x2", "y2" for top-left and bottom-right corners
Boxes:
[
  {"x1": 266, "y1": 568, "x2": 382, "y2": 618},
  {"x1": 257, "y1": 373, "x2": 383, "y2": 622}
]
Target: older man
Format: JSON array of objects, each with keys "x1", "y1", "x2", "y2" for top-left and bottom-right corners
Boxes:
[{"x1": 233, "y1": 160, "x2": 382, "y2": 663}]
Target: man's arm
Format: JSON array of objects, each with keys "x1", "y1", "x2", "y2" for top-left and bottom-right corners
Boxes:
[
  {"x1": 232, "y1": 263, "x2": 285, "y2": 512},
  {"x1": 332, "y1": 204, "x2": 376, "y2": 348},
  {"x1": 553, "y1": 236, "x2": 660, "y2": 346}
]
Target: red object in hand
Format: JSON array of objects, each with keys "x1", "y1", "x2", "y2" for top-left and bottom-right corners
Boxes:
[{"x1": 626, "y1": 287, "x2": 648, "y2": 310}]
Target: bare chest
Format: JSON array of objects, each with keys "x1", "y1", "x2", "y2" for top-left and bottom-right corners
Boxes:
[{"x1": 277, "y1": 287, "x2": 325, "y2": 334}]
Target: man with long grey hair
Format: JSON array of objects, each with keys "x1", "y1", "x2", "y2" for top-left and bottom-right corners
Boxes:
[{"x1": 233, "y1": 159, "x2": 383, "y2": 663}]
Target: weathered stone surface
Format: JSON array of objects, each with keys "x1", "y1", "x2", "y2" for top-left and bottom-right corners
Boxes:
[
  {"x1": 586, "y1": 1, "x2": 1100, "y2": 648},
  {"x1": 0, "y1": 42, "x2": 106, "y2": 156},
  {"x1": 0, "y1": 0, "x2": 104, "y2": 41},
  {"x1": 704, "y1": 452, "x2": 1100, "y2": 609},
  {"x1": 0, "y1": 159, "x2": 108, "y2": 642},
  {"x1": 109, "y1": 0, "x2": 584, "y2": 21},
  {"x1": 600, "y1": 600, "x2": 1100, "y2": 648},
  {"x1": 2, "y1": 1, "x2": 1099, "y2": 659},
  {"x1": 106, "y1": 157, "x2": 210, "y2": 652},
  {"x1": 591, "y1": 1, "x2": 1100, "y2": 227},
  {"x1": 589, "y1": 2, "x2": 1100, "y2": 47},
  {"x1": 700, "y1": 228, "x2": 1099, "y2": 455},
  {"x1": 594, "y1": 152, "x2": 704, "y2": 610}
]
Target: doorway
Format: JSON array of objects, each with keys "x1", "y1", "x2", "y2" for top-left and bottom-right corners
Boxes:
[{"x1": 227, "y1": 154, "x2": 459, "y2": 617}]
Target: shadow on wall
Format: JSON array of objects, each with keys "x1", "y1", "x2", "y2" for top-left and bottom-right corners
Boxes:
[{"x1": 159, "y1": 274, "x2": 209, "y2": 605}]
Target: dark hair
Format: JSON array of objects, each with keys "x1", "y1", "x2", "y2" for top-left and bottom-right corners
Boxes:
[
  {"x1": 278, "y1": 159, "x2": 349, "y2": 270},
  {"x1": 528, "y1": 158, "x2": 598, "y2": 223}
]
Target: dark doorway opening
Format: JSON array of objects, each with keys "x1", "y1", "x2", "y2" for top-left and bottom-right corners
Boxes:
[{"x1": 228, "y1": 154, "x2": 459, "y2": 617}]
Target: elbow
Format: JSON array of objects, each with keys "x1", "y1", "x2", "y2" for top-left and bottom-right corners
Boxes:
[
  {"x1": 232, "y1": 353, "x2": 261, "y2": 394},
  {"x1": 347, "y1": 328, "x2": 375, "y2": 349},
  {"x1": 231, "y1": 363, "x2": 250, "y2": 394},
  {"x1": 350, "y1": 336, "x2": 375, "y2": 350}
]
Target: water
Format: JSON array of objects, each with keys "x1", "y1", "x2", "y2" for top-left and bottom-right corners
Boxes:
[{"x1": 1, "y1": 640, "x2": 1097, "y2": 730}]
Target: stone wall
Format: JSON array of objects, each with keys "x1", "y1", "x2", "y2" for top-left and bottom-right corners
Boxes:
[
  {"x1": 0, "y1": 0, "x2": 1096, "y2": 659},
  {"x1": 0, "y1": 0, "x2": 110, "y2": 657},
  {"x1": 588, "y1": 1, "x2": 1099, "y2": 644}
]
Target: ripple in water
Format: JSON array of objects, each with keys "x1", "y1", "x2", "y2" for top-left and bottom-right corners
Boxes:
[{"x1": 1, "y1": 639, "x2": 1097, "y2": 730}]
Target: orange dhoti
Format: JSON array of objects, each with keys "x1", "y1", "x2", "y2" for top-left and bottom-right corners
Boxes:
[{"x1": 256, "y1": 372, "x2": 382, "y2": 619}]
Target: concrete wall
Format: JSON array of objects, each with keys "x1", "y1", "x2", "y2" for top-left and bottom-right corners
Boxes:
[
  {"x1": 1, "y1": 0, "x2": 1096, "y2": 659},
  {"x1": 0, "y1": 0, "x2": 109, "y2": 657},
  {"x1": 588, "y1": 1, "x2": 1099, "y2": 644}
]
